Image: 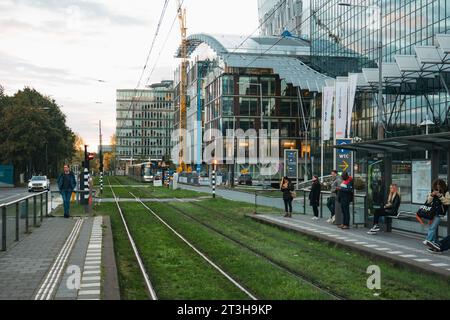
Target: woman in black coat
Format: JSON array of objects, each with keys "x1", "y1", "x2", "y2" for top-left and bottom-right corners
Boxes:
[
  {"x1": 309, "y1": 175, "x2": 321, "y2": 220},
  {"x1": 281, "y1": 176, "x2": 294, "y2": 218}
]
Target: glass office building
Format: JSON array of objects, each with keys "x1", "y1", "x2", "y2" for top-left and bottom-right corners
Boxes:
[
  {"x1": 309, "y1": 0, "x2": 450, "y2": 145},
  {"x1": 258, "y1": 0, "x2": 310, "y2": 38},
  {"x1": 116, "y1": 81, "x2": 174, "y2": 163}
]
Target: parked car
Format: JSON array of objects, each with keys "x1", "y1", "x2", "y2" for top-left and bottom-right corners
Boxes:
[
  {"x1": 28, "y1": 176, "x2": 50, "y2": 192},
  {"x1": 238, "y1": 174, "x2": 253, "y2": 186}
]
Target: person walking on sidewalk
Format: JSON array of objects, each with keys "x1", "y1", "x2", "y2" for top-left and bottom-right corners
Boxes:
[
  {"x1": 309, "y1": 175, "x2": 321, "y2": 220},
  {"x1": 337, "y1": 172, "x2": 354, "y2": 230},
  {"x1": 281, "y1": 176, "x2": 295, "y2": 218},
  {"x1": 57, "y1": 164, "x2": 77, "y2": 218},
  {"x1": 327, "y1": 170, "x2": 342, "y2": 224},
  {"x1": 367, "y1": 184, "x2": 401, "y2": 235}
]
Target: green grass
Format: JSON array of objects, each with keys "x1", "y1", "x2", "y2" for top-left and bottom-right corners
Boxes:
[
  {"x1": 166, "y1": 198, "x2": 450, "y2": 300},
  {"x1": 147, "y1": 202, "x2": 332, "y2": 300},
  {"x1": 119, "y1": 202, "x2": 251, "y2": 300}
]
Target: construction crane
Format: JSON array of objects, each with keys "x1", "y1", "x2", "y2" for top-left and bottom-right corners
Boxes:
[{"x1": 177, "y1": 0, "x2": 187, "y2": 173}]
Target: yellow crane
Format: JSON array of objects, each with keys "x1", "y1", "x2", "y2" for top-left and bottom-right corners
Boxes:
[{"x1": 177, "y1": 0, "x2": 187, "y2": 173}]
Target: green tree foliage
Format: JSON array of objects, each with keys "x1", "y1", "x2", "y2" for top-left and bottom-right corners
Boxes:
[{"x1": 0, "y1": 87, "x2": 76, "y2": 181}]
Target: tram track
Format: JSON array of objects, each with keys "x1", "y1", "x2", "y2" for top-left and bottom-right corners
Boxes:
[
  {"x1": 108, "y1": 178, "x2": 257, "y2": 300},
  {"x1": 164, "y1": 200, "x2": 345, "y2": 301}
]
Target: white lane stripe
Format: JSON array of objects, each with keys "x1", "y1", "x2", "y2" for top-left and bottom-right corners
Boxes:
[
  {"x1": 344, "y1": 239, "x2": 359, "y2": 242},
  {"x1": 400, "y1": 254, "x2": 417, "y2": 258},
  {"x1": 133, "y1": 194, "x2": 258, "y2": 301},
  {"x1": 78, "y1": 290, "x2": 101, "y2": 295},
  {"x1": 84, "y1": 265, "x2": 100, "y2": 270},
  {"x1": 375, "y1": 248, "x2": 391, "y2": 251},
  {"x1": 83, "y1": 270, "x2": 101, "y2": 275},
  {"x1": 364, "y1": 244, "x2": 378, "y2": 248},
  {"x1": 414, "y1": 259, "x2": 433, "y2": 262},
  {"x1": 355, "y1": 242, "x2": 368, "y2": 245},
  {"x1": 388, "y1": 251, "x2": 404, "y2": 255},
  {"x1": 430, "y1": 263, "x2": 449, "y2": 267},
  {"x1": 80, "y1": 283, "x2": 101, "y2": 288},
  {"x1": 82, "y1": 276, "x2": 101, "y2": 281},
  {"x1": 34, "y1": 219, "x2": 84, "y2": 300}
]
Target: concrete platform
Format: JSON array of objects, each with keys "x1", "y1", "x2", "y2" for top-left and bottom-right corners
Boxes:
[{"x1": 250, "y1": 214, "x2": 450, "y2": 279}]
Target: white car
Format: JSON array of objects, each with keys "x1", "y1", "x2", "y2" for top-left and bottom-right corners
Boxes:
[{"x1": 28, "y1": 176, "x2": 50, "y2": 192}]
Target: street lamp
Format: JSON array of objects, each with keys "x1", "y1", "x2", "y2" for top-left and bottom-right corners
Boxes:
[
  {"x1": 420, "y1": 116, "x2": 435, "y2": 160},
  {"x1": 338, "y1": 2, "x2": 384, "y2": 140}
]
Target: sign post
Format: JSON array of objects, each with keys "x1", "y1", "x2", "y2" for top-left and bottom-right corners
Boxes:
[
  {"x1": 335, "y1": 139, "x2": 353, "y2": 176},
  {"x1": 284, "y1": 149, "x2": 299, "y2": 189}
]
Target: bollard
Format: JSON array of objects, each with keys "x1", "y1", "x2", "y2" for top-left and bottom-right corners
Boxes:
[
  {"x1": 15, "y1": 203, "x2": 19, "y2": 242},
  {"x1": 2, "y1": 206, "x2": 6, "y2": 251}
]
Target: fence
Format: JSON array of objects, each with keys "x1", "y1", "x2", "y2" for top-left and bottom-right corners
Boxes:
[{"x1": 0, "y1": 191, "x2": 50, "y2": 251}]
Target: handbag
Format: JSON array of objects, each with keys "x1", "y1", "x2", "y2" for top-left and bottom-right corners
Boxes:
[{"x1": 290, "y1": 191, "x2": 297, "y2": 198}]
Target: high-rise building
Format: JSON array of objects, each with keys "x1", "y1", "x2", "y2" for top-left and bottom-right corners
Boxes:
[
  {"x1": 258, "y1": 0, "x2": 310, "y2": 39},
  {"x1": 115, "y1": 81, "x2": 174, "y2": 164}
]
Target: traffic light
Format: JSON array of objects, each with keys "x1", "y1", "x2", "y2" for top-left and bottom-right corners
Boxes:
[{"x1": 88, "y1": 153, "x2": 95, "y2": 161}]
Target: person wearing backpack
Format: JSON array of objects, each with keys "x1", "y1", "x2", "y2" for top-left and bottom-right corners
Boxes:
[
  {"x1": 309, "y1": 175, "x2": 321, "y2": 220},
  {"x1": 422, "y1": 179, "x2": 450, "y2": 246},
  {"x1": 281, "y1": 176, "x2": 295, "y2": 218},
  {"x1": 337, "y1": 172, "x2": 353, "y2": 229}
]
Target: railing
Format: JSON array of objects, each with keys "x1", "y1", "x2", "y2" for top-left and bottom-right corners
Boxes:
[
  {"x1": 253, "y1": 188, "x2": 367, "y2": 228},
  {"x1": 0, "y1": 191, "x2": 50, "y2": 251}
]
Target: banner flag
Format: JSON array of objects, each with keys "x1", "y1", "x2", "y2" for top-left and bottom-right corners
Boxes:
[
  {"x1": 347, "y1": 74, "x2": 358, "y2": 138},
  {"x1": 322, "y1": 86, "x2": 334, "y2": 141},
  {"x1": 334, "y1": 81, "x2": 348, "y2": 140}
]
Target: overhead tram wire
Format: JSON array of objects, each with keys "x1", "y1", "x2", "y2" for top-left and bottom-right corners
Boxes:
[
  {"x1": 242, "y1": 10, "x2": 316, "y2": 69},
  {"x1": 117, "y1": 0, "x2": 171, "y2": 141},
  {"x1": 146, "y1": 0, "x2": 185, "y2": 84},
  {"x1": 222, "y1": 0, "x2": 288, "y2": 60}
]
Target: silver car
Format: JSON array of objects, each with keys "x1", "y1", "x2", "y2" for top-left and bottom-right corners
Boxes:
[{"x1": 28, "y1": 176, "x2": 50, "y2": 192}]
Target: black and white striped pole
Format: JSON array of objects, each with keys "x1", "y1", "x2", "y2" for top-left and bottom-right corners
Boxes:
[{"x1": 212, "y1": 160, "x2": 217, "y2": 199}]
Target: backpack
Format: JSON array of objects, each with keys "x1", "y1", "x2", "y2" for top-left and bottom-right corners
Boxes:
[{"x1": 416, "y1": 197, "x2": 445, "y2": 224}]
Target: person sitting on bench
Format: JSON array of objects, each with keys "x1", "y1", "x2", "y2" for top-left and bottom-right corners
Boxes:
[
  {"x1": 427, "y1": 236, "x2": 450, "y2": 254},
  {"x1": 367, "y1": 184, "x2": 401, "y2": 235}
]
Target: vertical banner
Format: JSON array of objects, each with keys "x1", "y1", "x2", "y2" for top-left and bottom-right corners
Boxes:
[
  {"x1": 347, "y1": 74, "x2": 358, "y2": 138},
  {"x1": 334, "y1": 81, "x2": 348, "y2": 140},
  {"x1": 321, "y1": 86, "x2": 334, "y2": 141}
]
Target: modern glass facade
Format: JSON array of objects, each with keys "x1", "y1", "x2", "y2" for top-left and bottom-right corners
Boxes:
[
  {"x1": 116, "y1": 81, "x2": 174, "y2": 162},
  {"x1": 310, "y1": 0, "x2": 450, "y2": 141},
  {"x1": 258, "y1": 0, "x2": 310, "y2": 38}
]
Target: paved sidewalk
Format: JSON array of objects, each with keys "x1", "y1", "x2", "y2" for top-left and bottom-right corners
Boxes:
[
  {"x1": 0, "y1": 218, "x2": 76, "y2": 300},
  {"x1": 179, "y1": 183, "x2": 450, "y2": 278},
  {"x1": 251, "y1": 214, "x2": 450, "y2": 278}
]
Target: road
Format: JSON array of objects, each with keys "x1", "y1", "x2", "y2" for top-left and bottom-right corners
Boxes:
[{"x1": 0, "y1": 188, "x2": 30, "y2": 206}]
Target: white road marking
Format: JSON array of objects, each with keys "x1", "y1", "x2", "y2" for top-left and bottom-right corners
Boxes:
[
  {"x1": 387, "y1": 251, "x2": 404, "y2": 255},
  {"x1": 400, "y1": 254, "x2": 417, "y2": 258},
  {"x1": 430, "y1": 263, "x2": 449, "y2": 267},
  {"x1": 414, "y1": 259, "x2": 433, "y2": 262}
]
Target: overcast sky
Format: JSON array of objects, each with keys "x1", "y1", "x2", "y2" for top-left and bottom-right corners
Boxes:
[{"x1": 0, "y1": 0, "x2": 259, "y2": 151}]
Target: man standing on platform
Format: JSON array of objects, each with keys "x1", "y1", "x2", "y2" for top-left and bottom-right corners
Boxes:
[{"x1": 57, "y1": 164, "x2": 77, "y2": 218}]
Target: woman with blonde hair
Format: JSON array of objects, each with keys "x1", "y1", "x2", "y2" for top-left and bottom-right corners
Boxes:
[{"x1": 367, "y1": 184, "x2": 401, "y2": 235}]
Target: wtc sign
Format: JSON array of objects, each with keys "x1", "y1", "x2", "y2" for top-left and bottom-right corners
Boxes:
[{"x1": 335, "y1": 139, "x2": 353, "y2": 176}]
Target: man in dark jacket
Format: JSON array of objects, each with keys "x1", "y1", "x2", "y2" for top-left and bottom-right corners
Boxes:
[
  {"x1": 337, "y1": 172, "x2": 353, "y2": 229},
  {"x1": 309, "y1": 175, "x2": 321, "y2": 220},
  {"x1": 281, "y1": 176, "x2": 295, "y2": 218},
  {"x1": 57, "y1": 164, "x2": 77, "y2": 218}
]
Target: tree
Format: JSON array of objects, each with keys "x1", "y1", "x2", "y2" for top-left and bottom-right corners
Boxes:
[{"x1": 0, "y1": 87, "x2": 76, "y2": 183}]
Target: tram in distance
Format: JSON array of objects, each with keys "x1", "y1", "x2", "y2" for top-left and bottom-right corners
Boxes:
[{"x1": 128, "y1": 160, "x2": 161, "y2": 183}]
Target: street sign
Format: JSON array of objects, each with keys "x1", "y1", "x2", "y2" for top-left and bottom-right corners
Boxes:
[
  {"x1": 284, "y1": 149, "x2": 298, "y2": 178},
  {"x1": 335, "y1": 139, "x2": 353, "y2": 176}
]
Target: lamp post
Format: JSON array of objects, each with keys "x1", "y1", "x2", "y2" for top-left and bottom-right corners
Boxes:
[
  {"x1": 420, "y1": 116, "x2": 435, "y2": 160},
  {"x1": 338, "y1": 2, "x2": 384, "y2": 140}
]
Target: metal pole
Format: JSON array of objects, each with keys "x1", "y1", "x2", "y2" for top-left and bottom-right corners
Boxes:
[
  {"x1": 33, "y1": 196, "x2": 37, "y2": 227},
  {"x1": 25, "y1": 199, "x2": 29, "y2": 234},
  {"x1": 40, "y1": 193, "x2": 44, "y2": 223},
  {"x1": 45, "y1": 191, "x2": 49, "y2": 217},
  {"x1": 15, "y1": 203, "x2": 19, "y2": 242},
  {"x1": 377, "y1": 4, "x2": 384, "y2": 140},
  {"x1": 212, "y1": 163, "x2": 216, "y2": 199},
  {"x1": 1, "y1": 207, "x2": 6, "y2": 251}
]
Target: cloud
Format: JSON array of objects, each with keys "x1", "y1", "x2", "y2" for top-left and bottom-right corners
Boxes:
[
  {"x1": 0, "y1": 51, "x2": 85, "y2": 87},
  {"x1": 14, "y1": 0, "x2": 147, "y2": 27}
]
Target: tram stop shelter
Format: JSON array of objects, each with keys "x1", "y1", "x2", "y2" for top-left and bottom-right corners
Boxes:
[{"x1": 335, "y1": 131, "x2": 450, "y2": 237}]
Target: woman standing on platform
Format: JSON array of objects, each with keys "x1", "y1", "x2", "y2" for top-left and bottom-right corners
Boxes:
[
  {"x1": 281, "y1": 176, "x2": 295, "y2": 218},
  {"x1": 309, "y1": 176, "x2": 321, "y2": 220}
]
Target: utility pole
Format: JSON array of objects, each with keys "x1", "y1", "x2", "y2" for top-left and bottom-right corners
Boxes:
[{"x1": 99, "y1": 120, "x2": 103, "y2": 195}]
